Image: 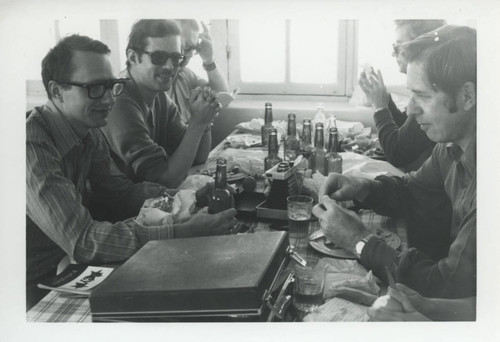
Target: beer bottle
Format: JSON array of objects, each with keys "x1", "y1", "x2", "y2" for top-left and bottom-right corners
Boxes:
[
  {"x1": 300, "y1": 119, "x2": 314, "y2": 160},
  {"x1": 208, "y1": 158, "x2": 234, "y2": 214},
  {"x1": 310, "y1": 123, "x2": 327, "y2": 175},
  {"x1": 261, "y1": 102, "x2": 274, "y2": 147},
  {"x1": 326, "y1": 127, "x2": 343, "y2": 174},
  {"x1": 284, "y1": 113, "x2": 300, "y2": 163},
  {"x1": 264, "y1": 128, "x2": 282, "y2": 171}
]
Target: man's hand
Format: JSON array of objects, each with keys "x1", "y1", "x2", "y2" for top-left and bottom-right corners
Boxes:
[
  {"x1": 318, "y1": 173, "x2": 372, "y2": 203},
  {"x1": 359, "y1": 69, "x2": 390, "y2": 111},
  {"x1": 367, "y1": 284, "x2": 431, "y2": 321},
  {"x1": 189, "y1": 86, "x2": 221, "y2": 127},
  {"x1": 198, "y1": 21, "x2": 214, "y2": 64},
  {"x1": 175, "y1": 207, "x2": 237, "y2": 238},
  {"x1": 312, "y1": 196, "x2": 370, "y2": 253}
]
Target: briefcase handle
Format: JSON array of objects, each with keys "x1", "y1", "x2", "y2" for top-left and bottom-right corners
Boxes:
[{"x1": 265, "y1": 271, "x2": 295, "y2": 322}]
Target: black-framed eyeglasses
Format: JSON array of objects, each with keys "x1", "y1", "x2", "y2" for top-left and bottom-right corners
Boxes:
[
  {"x1": 56, "y1": 78, "x2": 129, "y2": 99},
  {"x1": 140, "y1": 50, "x2": 186, "y2": 67}
]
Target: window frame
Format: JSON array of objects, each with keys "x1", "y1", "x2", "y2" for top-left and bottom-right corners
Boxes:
[{"x1": 226, "y1": 19, "x2": 356, "y2": 97}]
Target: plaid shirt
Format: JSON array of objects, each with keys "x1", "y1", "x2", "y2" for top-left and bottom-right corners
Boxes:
[{"x1": 26, "y1": 101, "x2": 173, "y2": 286}]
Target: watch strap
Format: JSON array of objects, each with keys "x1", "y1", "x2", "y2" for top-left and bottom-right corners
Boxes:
[{"x1": 203, "y1": 61, "x2": 217, "y2": 71}]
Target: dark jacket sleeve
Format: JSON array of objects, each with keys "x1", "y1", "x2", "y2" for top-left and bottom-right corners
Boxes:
[
  {"x1": 357, "y1": 149, "x2": 475, "y2": 298},
  {"x1": 374, "y1": 97, "x2": 435, "y2": 168}
]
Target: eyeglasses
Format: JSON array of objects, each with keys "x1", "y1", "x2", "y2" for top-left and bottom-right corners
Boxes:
[
  {"x1": 140, "y1": 50, "x2": 186, "y2": 67},
  {"x1": 392, "y1": 42, "x2": 402, "y2": 55},
  {"x1": 57, "y1": 78, "x2": 129, "y2": 99}
]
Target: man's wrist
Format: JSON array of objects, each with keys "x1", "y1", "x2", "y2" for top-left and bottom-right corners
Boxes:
[
  {"x1": 353, "y1": 233, "x2": 374, "y2": 258},
  {"x1": 203, "y1": 60, "x2": 217, "y2": 71},
  {"x1": 373, "y1": 105, "x2": 388, "y2": 113}
]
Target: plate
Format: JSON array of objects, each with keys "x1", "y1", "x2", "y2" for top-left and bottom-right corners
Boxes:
[{"x1": 309, "y1": 227, "x2": 401, "y2": 259}]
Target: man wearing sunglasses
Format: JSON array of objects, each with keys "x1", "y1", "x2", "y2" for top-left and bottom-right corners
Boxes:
[
  {"x1": 359, "y1": 20, "x2": 445, "y2": 172},
  {"x1": 26, "y1": 34, "x2": 236, "y2": 310},
  {"x1": 102, "y1": 19, "x2": 220, "y2": 188},
  {"x1": 168, "y1": 19, "x2": 229, "y2": 124}
]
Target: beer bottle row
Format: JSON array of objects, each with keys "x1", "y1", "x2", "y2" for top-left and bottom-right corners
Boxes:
[{"x1": 262, "y1": 102, "x2": 342, "y2": 175}]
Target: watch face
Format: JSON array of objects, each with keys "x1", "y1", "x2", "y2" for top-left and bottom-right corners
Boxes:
[{"x1": 355, "y1": 241, "x2": 365, "y2": 256}]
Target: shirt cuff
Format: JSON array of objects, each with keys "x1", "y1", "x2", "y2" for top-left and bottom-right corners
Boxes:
[{"x1": 133, "y1": 219, "x2": 175, "y2": 245}]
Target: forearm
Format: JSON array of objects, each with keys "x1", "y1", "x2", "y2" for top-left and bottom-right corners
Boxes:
[
  {"x1": 206, "y1": 68, "x2": 229, "y2": 92},
  {"x1": 74, "y1": 218, "x2": 175, "y2": 264},
  {"x1": 157, "y1": 124, "x2": 206, "y2": 187},
  {"x1": 418, "y1": 297, "x2": 476, "y2": 321},
  {"x1": 193, "y1": 127, "x2": 212, "y2": 165}
]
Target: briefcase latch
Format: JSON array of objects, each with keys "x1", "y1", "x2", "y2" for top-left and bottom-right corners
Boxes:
[
  {"x1": 286, "y1": 246, "x2": 307, "y2": 267},
  {"x1": 264, "y1": 272, "x2": 295, "y2": 321}
]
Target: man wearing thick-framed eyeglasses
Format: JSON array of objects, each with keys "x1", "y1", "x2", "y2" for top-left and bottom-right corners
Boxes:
[
  {"x1": 102, "y1": 19, "x2": 220, "y2": 188},
  {"x1": 26, "y1": 34, "x2": 236, "y2": 311},
  {"x1": 168, "y1": 19, "x2": 229, "y2": 124},
  {"x1": 359, "y1": 20, "x2": 445, "y2": 172}
]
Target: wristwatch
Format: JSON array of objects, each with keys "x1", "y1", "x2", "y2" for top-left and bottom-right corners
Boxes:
[
  {"x1": 355, "y1": 234, "x2": 374, "y2": 258},
  {"x1": 203, "y1": 61, "x2": 217, "y2": 71}
]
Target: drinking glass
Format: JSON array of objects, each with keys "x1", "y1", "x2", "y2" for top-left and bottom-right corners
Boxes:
[
  {"x1": 292, "y1": 259, "x2": 326, "y2": 315},
  {"x1": 287, "y1": 195, "x2": 313, "y2": 248}
]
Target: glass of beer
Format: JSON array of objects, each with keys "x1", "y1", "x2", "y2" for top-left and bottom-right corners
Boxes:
[
  {"x1": 293, "y1": 258, "x2": 326, "y2": 316},
  {"x1": 287, "y1": 195, "x2": 313, "y2": 248}
]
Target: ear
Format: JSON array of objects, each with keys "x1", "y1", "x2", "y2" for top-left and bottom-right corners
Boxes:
[
  {"x1": 462, "y1": 82, "x2": 476, "y2": 111},
  {"x1": 127, "y1": 49, "x2": 140, "y2": 66},
  {"x1": 48, "y1": 80, "x2": 63, "y2": 102}
]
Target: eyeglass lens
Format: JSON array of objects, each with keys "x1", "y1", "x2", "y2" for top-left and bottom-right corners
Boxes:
[
  {"x1": 149, "y1": 51, "x2": 185, "y2": 66},
  {"x1": 89, "y1": 82, "x2": 124, "y2": 99}
]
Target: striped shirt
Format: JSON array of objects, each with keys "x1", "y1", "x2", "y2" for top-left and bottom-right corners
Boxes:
[{"x1": 26, "y1": 101, "x2": 175, "y2": 285}]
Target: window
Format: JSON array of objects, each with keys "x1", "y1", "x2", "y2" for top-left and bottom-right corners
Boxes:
[{"x1": 227, "y1": 20, "x2": 354, "y2": 96}]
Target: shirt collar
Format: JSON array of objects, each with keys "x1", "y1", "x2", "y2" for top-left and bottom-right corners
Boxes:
[
  {"x1": 42, "y1": 100, "x2": 91, "y2": 156},
  {"x1": 445, "y1": 137, "x2": 476, "y2": 176}
]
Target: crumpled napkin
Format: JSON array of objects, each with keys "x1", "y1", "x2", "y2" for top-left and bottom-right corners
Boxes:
[{"x1": 135, "y1": 189, "x2": 196, "y2": 226}]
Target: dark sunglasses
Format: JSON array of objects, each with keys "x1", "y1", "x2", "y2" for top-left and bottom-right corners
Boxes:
[
  {"x1": 140, "y1": 50, "x2": 186, "y2": 67},
  {"x1": 57, "y1": 78, "x2": 129, "y2": 99}
]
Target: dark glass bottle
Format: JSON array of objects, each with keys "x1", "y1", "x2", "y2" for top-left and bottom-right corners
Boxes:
[
  {"x1": 300, "y1": 119, "x2": 314, "y2": 161},
  {"x1": 261, "y1": 102, "x2": 274, "y2": 147},
  {"x1": 208, "y1": 158, "x2": 234, "y2": 214},
  {"x1": 326, "y1": 127, "x2": 343, "y2": 174},
  {"x1": 264, "y1": 128, "x2": 282, "y2": 171},
  {"x1": 310, "y1": 123, "x2": 327, "y2": 175},
  {"x1": 284, "y1": 113, "x2": 300, "y2": 163}
]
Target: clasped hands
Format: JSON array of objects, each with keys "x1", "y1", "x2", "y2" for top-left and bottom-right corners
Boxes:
[
  {"x1": 189, "y1": 85, "x2": 221, "y2": 127},
  {"x1": 312, "y1": 173, "x2": 372, "y2": 255}
]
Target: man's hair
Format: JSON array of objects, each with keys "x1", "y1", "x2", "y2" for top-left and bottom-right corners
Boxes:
[
  {"x1": 126, "y1": 19, "x2": 181, "y2": 68},
  {"x1": 41, "y1": 34, "x2": 110, "y2": 99},
  {"x1": 394, "y1": 20, "x2": 447, "y2": 40},
  {"x1": 175, "y1": 19, "x2": 200, "y2": 32},
  {"x1": 402, "y1": 25, "x2": 476, "y2": 104}
]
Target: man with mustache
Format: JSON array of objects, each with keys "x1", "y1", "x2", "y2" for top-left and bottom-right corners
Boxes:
[
  {"x1": 102, "y1": 19, "x2": 220, "y2": 188},
  {"x1": 26, "y1": 34, "x2": 236, "y2": 310},
  {"x1": 314, "y1": 25, "x2": 476, "y2": 300}
]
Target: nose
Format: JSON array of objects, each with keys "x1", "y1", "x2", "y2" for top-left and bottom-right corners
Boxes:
[
  {"x1": 101, "y1": 88, "x2": 115, "y2": 105},
  {"x1": 406, "y1": 97, "x2": 423, "y2": 116},
  {"x1": 164, "y1": 57, "x2": 175, "y2": 71}
]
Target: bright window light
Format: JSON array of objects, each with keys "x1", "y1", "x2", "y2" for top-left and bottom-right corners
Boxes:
[
  {"x1": 290, "y1": 19, "x2": 338, "y2": 84},
  {"x1": 239, "y1": 20, "x2": 286, "y2": 83}
]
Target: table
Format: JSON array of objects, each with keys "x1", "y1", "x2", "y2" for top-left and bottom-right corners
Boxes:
[{"x1": 27, "y1": 130, "x2": 408, "y2": 323}]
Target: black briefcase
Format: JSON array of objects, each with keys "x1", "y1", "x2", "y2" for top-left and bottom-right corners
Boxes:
[{"x1": 89, "y1": 231, "x2": 299, "y2": 322}]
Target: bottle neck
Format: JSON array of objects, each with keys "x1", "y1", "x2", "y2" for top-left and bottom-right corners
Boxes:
[
  {"x1": 268, "y1": 134, "x2": 279, "y2": 155},
  {"x1": 314, "y1": 129, "x2": 324, "y2": 148},
  {"x1": 287, "y1": 118, "x2": 297, "y2": 136},
  {"x1": 302, "y1": 124, "x2": 312, "y2": 144},
  {"x1": 328, "y1": 133, "x2": 339, "y2": 152},
  {"x1": 215, "y1": 164, "x2": 227, "y2": 189},
  {"x1": 264, "y1": 107, "x2": 273, "y2": 123}
]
